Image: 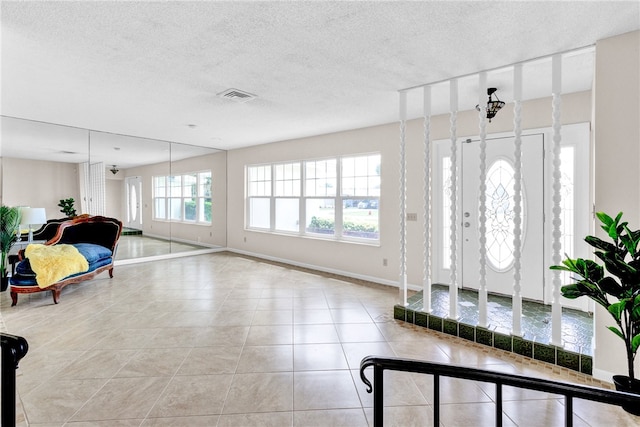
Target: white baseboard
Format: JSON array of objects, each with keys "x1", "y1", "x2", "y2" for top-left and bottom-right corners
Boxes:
[{"x1": 228, "y1": 248, "x2": 411, "y2": 290}]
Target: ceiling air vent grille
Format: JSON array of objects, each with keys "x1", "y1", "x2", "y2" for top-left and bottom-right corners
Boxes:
[{"x1": 217, "y1": 88, "x2": 257, "y2": 103}]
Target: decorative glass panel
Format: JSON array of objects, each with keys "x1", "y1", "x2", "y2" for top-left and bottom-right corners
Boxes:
[
  {"x1": 442, "y1": 157, "x2": 451, "y2": 269},
  {"x1": 130, "y1": 184, "x2": 138, "y2": 222},
  {"x1": 485, "y1": 159, "x2": 516, "y2": 271},
  {"x1": 560, "y1": 146, "x2": 575, "y2": 287}
]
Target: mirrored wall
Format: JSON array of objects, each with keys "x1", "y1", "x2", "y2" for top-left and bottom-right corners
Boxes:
[{"x1": 0, "y1": 115, "x2": 227, "y2": 262}]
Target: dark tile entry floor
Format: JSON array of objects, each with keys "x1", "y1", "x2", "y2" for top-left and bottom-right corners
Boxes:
[{"x1": 407, "y1": 284, "x2": 594, "y2": 356}]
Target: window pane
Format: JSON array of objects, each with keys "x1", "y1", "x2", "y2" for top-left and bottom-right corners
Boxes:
[
  {"x1": 169, "y1": 176, "x2": 182, "y2": 197},
  {"x1": 154, "y1": 176, "x2": 166, "y2": 197},
  {"x1": 248, "y1": 166, "x2": 271, "y2": 196},
  {"x1": 249, "y1": 198, "x2": 270, "y2": 229},
  {"x1": 343, "y1": 198, "x2": 379, "y2": 239},
  {"x1": 275, "y1": 198, "x2": 299, "y2": 232},
  {"x1": 201, "y1": 197, "x2": 212, "y2": 222},
  {"x1": 155, "y1": 198, "x2": 166, "y2": 219},
  {"x1": 305, "y1": 160, "x2": 336, "y2": 197},
  {"x1": 169, "y1": 198, "x2": 182, "y2": 220},
  {"x1": 184, "y1": 197, "x2": 197, "y2": 221},
  {"x1": 341, "y1": 154, "x2": 380, "y2": 196},
  {"x1": 183, "y1": 174, "x2": 197, "y2": 197},
  {"x1": 199, "y1": 172, "x2": 212, "y2": 197},
  {"x1": 275, "y1": 162, "x2": 300, "y2": 197},
  {"x1": 306, "y1": 198, "x2": 335, "y2": 235}
]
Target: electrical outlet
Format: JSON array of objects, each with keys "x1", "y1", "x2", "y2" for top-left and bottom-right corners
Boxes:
[
  {"x1": 407, "y1": 213, "x2": 418, "y2": 221},
  {"x1": 244, "y1": 237, "x2": 247, "y2": 243},
  {"x1": 383, "y1": 258, "x2": 388, "y2": 266}
]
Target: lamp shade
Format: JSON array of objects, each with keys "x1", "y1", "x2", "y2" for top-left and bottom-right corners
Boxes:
[{"x1": 20, "y1": 207, "x2": 47, "y2": 226}]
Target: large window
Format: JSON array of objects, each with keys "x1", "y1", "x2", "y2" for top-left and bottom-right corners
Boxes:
[
  {"x1": 246, "y1": 153, "x2": 380, "y2": 242},
  {"x1": 153, "y1": 171, "x2": 212, "y2": 223}
]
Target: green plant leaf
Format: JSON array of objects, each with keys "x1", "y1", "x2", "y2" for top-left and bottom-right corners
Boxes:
[
  {"x1": 608, "y1": 300, "x2": 627, "y2": 322},
  {"x1": 599, "y1": 276, "x2": 624, "y2": 298},
  {"x1": 601, "y1": 253, "x2": 637, "y2": 285},
  {"x1": 608, "y1": 325, "x2": 625, "y2": 340},
  {"x1": 560, "y1": 284, "x2": 583, "y2": 299},
  {"x1": 596, "y1": 211, "x2": 614, "y2": 228},
  {"x1": 585, "y1": 236, "x2": 616, "y2": 253},
  {"x1": 632, "y1": 334, "x2": 640, "y2": 354}
]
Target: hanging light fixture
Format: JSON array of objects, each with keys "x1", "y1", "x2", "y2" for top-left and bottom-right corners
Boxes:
[
  {"x1": 476, "y1": 87, "x2": 505, "y2": 122},
  {"x1": 110, "y1": 165, "x2": 119, "y2": 175}
]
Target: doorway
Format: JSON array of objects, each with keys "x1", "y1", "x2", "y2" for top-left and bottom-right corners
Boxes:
[
  {"x1": 432, "y1": 123, "x2": 591, "y2": 310},
  {"x1": 125, "y1": 176, "x2": 142, "y2": 231},
  {"x1": 461, "y1": 134, "x2": 544, "y2": 300}
]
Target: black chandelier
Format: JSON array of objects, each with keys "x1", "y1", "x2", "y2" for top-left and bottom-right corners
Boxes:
[
  {"x1": 110, "y1": 165, "x2": 119, "y2": 175},
  {"x1": 476, "y1": 87, "x2": 505, "y2": 122}
]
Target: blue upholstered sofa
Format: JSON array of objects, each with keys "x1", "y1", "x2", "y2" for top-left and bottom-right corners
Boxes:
[{"x1": 10, "y1": 215, "x2": 123, "y2": 306}]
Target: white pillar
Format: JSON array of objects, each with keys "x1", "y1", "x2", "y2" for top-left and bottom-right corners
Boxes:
[
  {"x1": 512, "y1": 64, "x2": 524, "y2": 337},
  {"x1": 449, "y1": 79, "x2": 459, "y2": 320},
  {"x1": 422, "y1": 86, "x2": 433, "y2": 313},
  {"x1": 399, "y1": 90, "x2": 408, "y2": 306},
  {"x1": 477, "y1": 72, "x2": 488, "y2": 328},
  {"x1": 551, "y1": 54, "x2": 563, "y2": 346}
]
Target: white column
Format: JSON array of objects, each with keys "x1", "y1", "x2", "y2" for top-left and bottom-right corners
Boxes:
[
  {"x1": 551, "y1": 55, "x2": 563, "y2": 346},
  {"x1": 512, "y1": 64, "x2": 524, "y2": 337},
  {"x1": 399, "y1": 90, "x2": 408, "y2": 306},
  {"x1": 477, "y1": 72, "x2": 488, "y2": 328},
  {"x1": 422, "y1": 86, "x2": 432, "y2": 313},
  {"x1": 448, "y1": 79, "x2": 459, "y2": 320}
]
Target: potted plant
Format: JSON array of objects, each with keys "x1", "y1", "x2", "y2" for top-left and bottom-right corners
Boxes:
[
  {"x1": 0, "y1": 206, "x2": 21, "y2": 291},
  {"x1": 58, "y1": 198, "x2": 77, "y2": 217},
  {"x1": 551, "y1": 211, "x2": 640, "y2": 412}
]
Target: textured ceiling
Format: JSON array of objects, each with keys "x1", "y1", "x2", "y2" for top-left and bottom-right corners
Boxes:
[{"x1": 1, "y1": 1, "x2": 639, "y2": 159}]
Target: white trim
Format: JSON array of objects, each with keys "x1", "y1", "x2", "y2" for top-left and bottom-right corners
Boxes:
[{"x1": 228, "y1": 248, "x2": 400, "y2": 289}]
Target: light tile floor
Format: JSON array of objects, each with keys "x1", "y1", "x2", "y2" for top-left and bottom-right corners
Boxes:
[{"x1": 1, "y1": 252, "x2": 638, "y2": 426}]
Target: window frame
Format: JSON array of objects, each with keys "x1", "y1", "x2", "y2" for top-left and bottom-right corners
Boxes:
[
  {"x1": 152, "y1": 170, "x2": 212, "y2": 224},
  {"x1": 245, "y1": 153, "x2": 380, "y2": 244}
]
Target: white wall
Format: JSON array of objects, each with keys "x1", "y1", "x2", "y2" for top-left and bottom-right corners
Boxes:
[
  {"x1": 126, "y1": 151, "x2": 228, "y2": 247},
  {"x1": 227, "y1": 124, "x2": 399, "y2": 284},
  {"x1": 227, "y1": 91, "x2": 592, "y2": 286},
  {"x1": 1, "y1": 157, "x2": 80, "y2": 219},
  {"x1": 592, "y1": 30, "x2": 640, "y2": 381},
  {"x1": 105, "y1": 171, "x2": 124, "y2": 219}
]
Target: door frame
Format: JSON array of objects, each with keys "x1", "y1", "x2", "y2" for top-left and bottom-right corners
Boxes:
[
  {"x1": 125, "y1": 176, "x2": 143, "y2": 230},
  {"x1": 431, "y1": 123, "x2": 592, "y2": 310}
]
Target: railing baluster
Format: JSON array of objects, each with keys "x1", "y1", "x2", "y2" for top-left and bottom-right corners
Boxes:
[
  {"x1": 1, "y1": 333, "x2": 29, "y2": 427},
  {"x1": 496, "y1": 382, "x2": 503, "y2": 427},
  {"x1": 373, "y1": 364, "x2": 384, "y2": 427},
  {"x1": 434, "y1": 374, "x2": 440, "y2": 425},
  {"x1": 566, "y1": 395, "x2": 573, "y2": 427},
  {"x1": 360, "y1": 356, "x2": 640, "y2": 427}
]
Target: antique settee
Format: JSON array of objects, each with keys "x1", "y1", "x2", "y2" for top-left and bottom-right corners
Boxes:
[{"x1": 10, "y1": 215, "x2": 123, "y2": 306}]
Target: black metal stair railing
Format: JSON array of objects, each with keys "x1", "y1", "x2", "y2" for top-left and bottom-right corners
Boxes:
[
  {"x1": 360, "y1": 355, "x2": 640, "y2": 427},
  {"x1": 1, "y1": 333, "x2": 29, "y2": 427}
]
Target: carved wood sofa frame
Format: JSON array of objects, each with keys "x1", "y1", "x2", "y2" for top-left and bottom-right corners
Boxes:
[{"x1": 10, "y1": 215, "x2": 123, "y2": 306}]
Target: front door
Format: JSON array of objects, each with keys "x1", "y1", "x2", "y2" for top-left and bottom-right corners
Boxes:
[
  {"x1": 125, "y1": 176, "x2": 142, "y2": 230},
  {"x1": 461, "y1": 134, "x2": 544, "y2": 300}
]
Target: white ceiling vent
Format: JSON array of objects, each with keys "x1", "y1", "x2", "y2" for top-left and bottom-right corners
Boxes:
[{"x1": 217, "y1": 88, "x2": 257, "y2": 103}]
